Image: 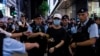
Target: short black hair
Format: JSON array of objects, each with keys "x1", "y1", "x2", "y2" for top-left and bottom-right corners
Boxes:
[
  {"x1": 94, "y1": 17, "x2": 100, "y2": 21},
  {"x1": 62, "y1": 15, "x2": 69, "y2": 20},
  {"x1": 34, "y1": 13, "x2": 42, "y2": 19},
  {"x1": 8, "y1": 18, "x2": 12, "y2": 20}
]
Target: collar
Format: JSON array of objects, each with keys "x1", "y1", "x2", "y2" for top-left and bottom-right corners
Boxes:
[{"x1": 81, "y1": 18, "x2": 89, "y2": 26}]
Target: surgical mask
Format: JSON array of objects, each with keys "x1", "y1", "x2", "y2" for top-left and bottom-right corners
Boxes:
[{"x1": 53, "y1": 19, "x2": 61, "y2": 26}]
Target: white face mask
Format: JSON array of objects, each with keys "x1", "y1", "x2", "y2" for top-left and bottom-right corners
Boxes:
[{"x1": 53, "y1": 19, "x2": 61, "y2": 26}]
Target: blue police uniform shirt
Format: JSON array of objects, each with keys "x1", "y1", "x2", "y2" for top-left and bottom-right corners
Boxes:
[
  {"x1": 28, "y1": 24, "x2": 48, "y2": 33},
  {"x1": 81, "y1": 18, "x2": 99, "y2": 38},
  {"x1": 71, "y1": 26, "x2": 77, "y2": 34},
  {"x1": 27, "y1": 25, "x2": 32, "y2": 32},
  {"x1": 3, "y1": 37, "x2": 26, "y2": 56}
]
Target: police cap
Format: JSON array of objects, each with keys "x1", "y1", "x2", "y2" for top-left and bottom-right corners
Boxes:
[
  {"x1": 62, "y1": 15, "x2": 69, "y2": 20},
  {"x1": 77, "y1": 8, "x2": 88, "y2": 14}
]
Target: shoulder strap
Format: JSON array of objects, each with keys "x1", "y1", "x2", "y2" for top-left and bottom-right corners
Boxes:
[{"x1": 85, "y1": 19, "x2": 95, "y2": 30}]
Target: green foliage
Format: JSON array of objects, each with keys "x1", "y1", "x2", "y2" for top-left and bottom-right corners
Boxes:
[{"x1": 39, "y1": 0, "x2": 49, "y2": 15}]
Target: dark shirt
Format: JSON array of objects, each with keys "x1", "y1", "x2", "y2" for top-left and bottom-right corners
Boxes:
[{"x1": 47, "y1": 27, "x2": 66, "y2": 48}]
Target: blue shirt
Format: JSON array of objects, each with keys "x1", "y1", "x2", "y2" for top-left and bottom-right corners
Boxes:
[
  {"x1": 81, "y1": 18, "x2": 99, "y2": 38},
  {"x1": 3, "y1": 37, "x2": 26, "y2": 56}
]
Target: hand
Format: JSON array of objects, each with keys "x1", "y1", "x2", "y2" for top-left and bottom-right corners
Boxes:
[
  {"x1": 38, "y1": 32, "x2": 49, "y2": 38},
  {"x1": 31, "y1": 42, "x2": 39, "y2": 48},
  {"x1": 45, "y1": 34, "x2": 49, "y2": 39},
  {"x1": 48, "y1": 38, "x2": 55, "y2": 42},
  {"x1": 49, "y1": 47, "x2": 55, "y2": 53},
  {"x1": 70, "y1": 42, "x2": 77, "y2": 48},
  {"x1": 38, "y1": 32, "x2": 46, "y2": 37}
]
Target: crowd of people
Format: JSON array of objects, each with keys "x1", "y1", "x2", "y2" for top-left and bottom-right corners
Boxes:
[{"x1": 0, "y1": 8, "x2": 100, "y2": 56}]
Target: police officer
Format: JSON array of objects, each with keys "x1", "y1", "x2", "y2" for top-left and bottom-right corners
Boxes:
[
  {"x1": 26, "y1": 14, "x2": 47, "y2": 56},
  {"x1": 70, "y1": 8, "x2": 99, "y2": 56},
  {"x1": 0, "y1": 20, "x2": 39, "y2": 56},
  {"x1": 61, "y1": 15, "x2": 72, "y2": 35},
  {"x1": 94, "y1": 17, "x2": 100, "y2": 56},
  {"x1": 6, "y1": 18, "x2": 15, "y2": 33},
  {"x1": 61, "y1": 15, "x2": 72, "y2": 56},
  {"x1": 18, "y1": 15, "x2": 30, "y2": 42}
]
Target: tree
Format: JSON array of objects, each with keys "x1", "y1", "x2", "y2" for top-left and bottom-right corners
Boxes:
[{"x1": 39, "y1": 0, "x2": 49, "y2": 16}]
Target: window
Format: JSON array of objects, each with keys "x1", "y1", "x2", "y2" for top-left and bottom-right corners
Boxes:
[{"x1": 53, "y1": 0, "x2": 56, "y2": 5}]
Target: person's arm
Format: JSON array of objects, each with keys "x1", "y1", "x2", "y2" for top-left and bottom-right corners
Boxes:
[
  {"x1": 71, "y1": 23, "x2": 99, "y2": 48},
  {"x1": 18, "y1": 21, "x2": 25, "y2": 27},
  {"x1": 76, "y1": 38, "x2": 96, "y2": 46},
  {"x1": 11, "y1": 29, "x2": 15, "y2": 33},
  {"x1": 24, "y1": 43, "x2": 39, "y2": 50},
  {"x1": 0, "y1": 28, "x2": 12, "y2": 36},
  {"x1": 71, "y1": 38, "x2": 96, "y2": 48},
  {"x1": 28, "y1": 32, "x2": 46, "y2": 38},
  {"x1": 11, "y1": 33, "x2": 23, "y2": 38},
  {"x1": 69, "y1": 46, "x2": 73, "y2": 56},
  {"x1": 4, "y1": 38, "x2": 39, "y2": 54},
  {"x1": 54, "y1": 40, "x2": 64, "y2": 48},
  {"x1": 0, "y1": 28, "x2": 23, "y2": 38},
  {"x1": 49, "y1": 40, "x2": 64, "y2": 53},
  {"x1": 21, "y1": 22, "x2": 26, "y2": 27},
  {"x1": 77, "y1": 24, "x2": 99, "y2": 46}
]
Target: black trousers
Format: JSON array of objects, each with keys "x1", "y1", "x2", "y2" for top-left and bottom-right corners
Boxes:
[
  {"x1": 47, "y1": 47, "x2": 66, "y2": 56},
  {"x1": 74, "y1": 46, "x2": 95, "y2": 56},
  {"x1": 27, "y1": 48, "x2": 44, "y2": 56},
  {"x1": 95, "y1": 37, "x2": 100, "y2": 56},
  {"x1": 48, "y1": 51, "x2": 65, "y2": 56}
]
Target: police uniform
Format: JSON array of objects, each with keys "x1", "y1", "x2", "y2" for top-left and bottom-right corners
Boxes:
[
  {"x1": 95, "y1": 22, "x2": 100, "y2": 56},
  {"x1": 18, "y1": 21, "x2": 29, "y2": 42},
  {"x1": 6, "y1": 23, "x2": 15, "y2": 32},
  {"x1": 0, "y1": 25, "x2": 26, "y2": 56},
  {"x1": 3, "y1": 37, "x2": 26, "y2": 56},
  {"x1": 72, "y1": 8, "x2": 99, "y2": 56},
  {"x1": 26, "y1": 15, "x2": 47, "y2": 56},
  {"x1": 61, "y1": 15, "x2": 73, "y2": 56}
]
